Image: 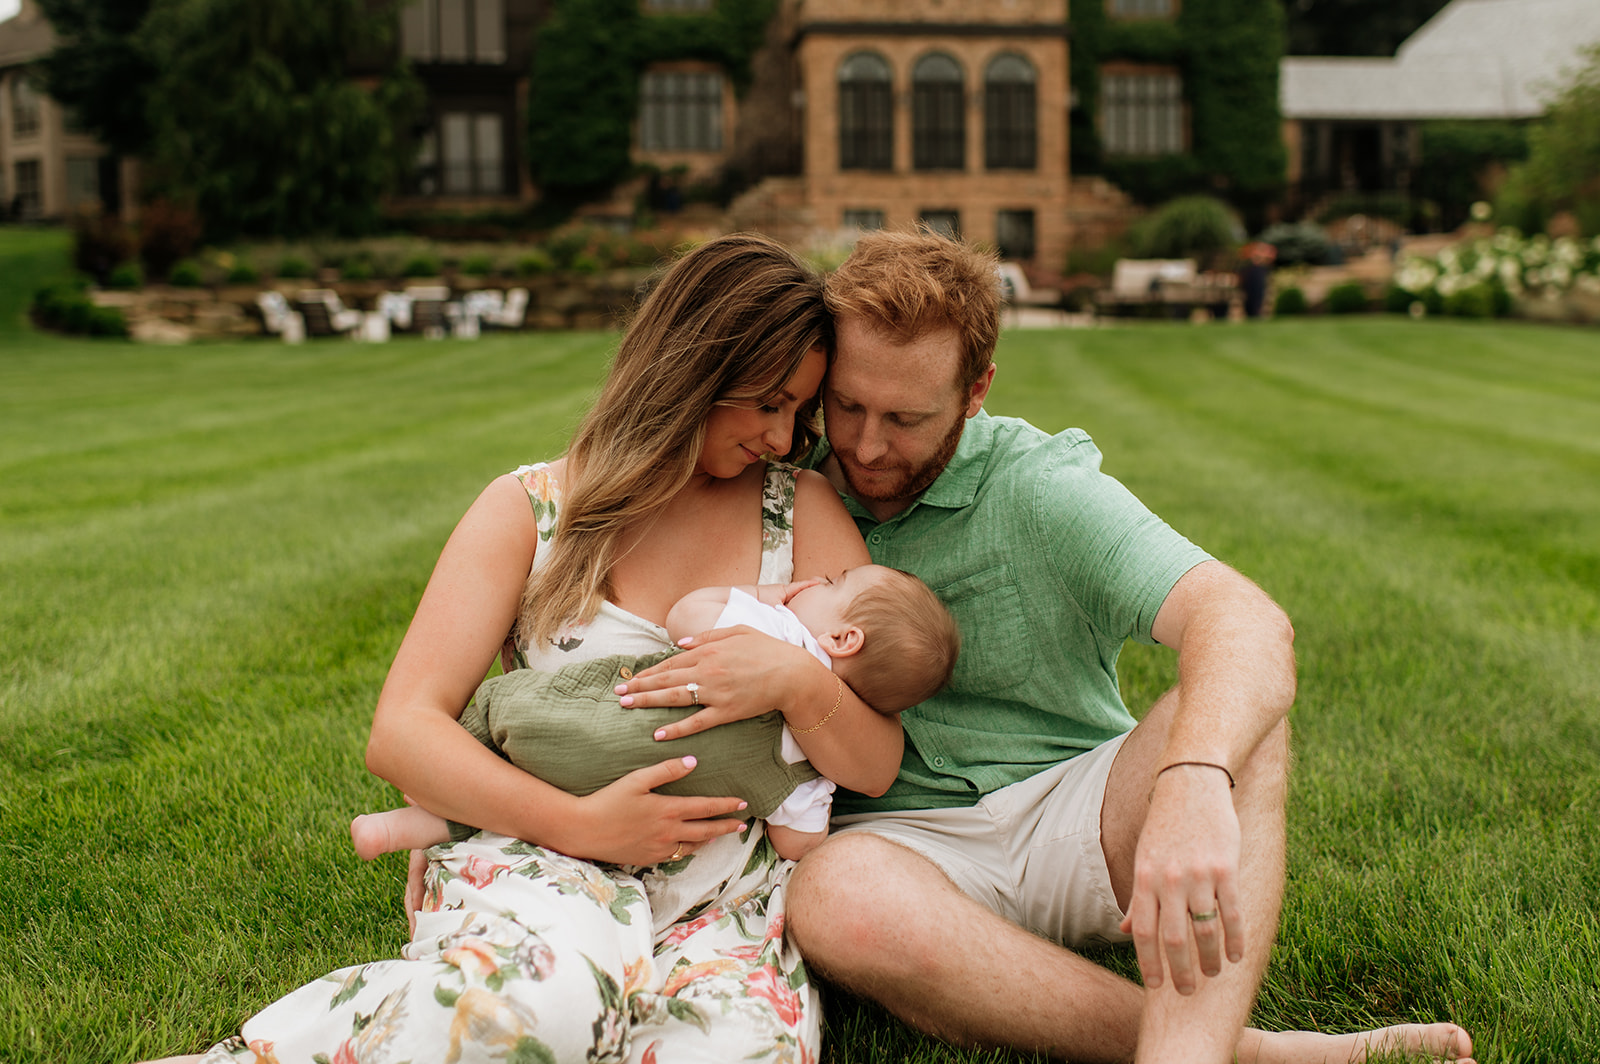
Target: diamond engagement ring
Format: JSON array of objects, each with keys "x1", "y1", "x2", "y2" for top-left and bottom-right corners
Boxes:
[{"x1": 686, "y1": 682, "x2": 700, "y2": 705}]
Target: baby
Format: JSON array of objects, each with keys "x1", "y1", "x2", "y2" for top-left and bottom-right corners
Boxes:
[{"x1": 351, "y1": 564, "x2": 959, "y2": 862}]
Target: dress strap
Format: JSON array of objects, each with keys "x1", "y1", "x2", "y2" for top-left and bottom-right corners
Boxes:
[
  {"x1": 513, "y1": 462, "x2": 561, "y2": 546},
  {"x1": 758, "y1": 462, "x2": 799, "y2": 585}
]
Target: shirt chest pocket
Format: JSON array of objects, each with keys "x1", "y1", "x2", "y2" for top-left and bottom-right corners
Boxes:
[{"x1": 935, "y1": 563, "x2": 1036, "y2": 694}]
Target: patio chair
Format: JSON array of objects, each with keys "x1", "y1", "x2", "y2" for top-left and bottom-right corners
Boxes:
[{"x1": 294, "y1": 289, "x2": 362, "y2": 337}]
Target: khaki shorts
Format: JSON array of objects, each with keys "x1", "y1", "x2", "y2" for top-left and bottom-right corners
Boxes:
[{"x1": 830, "y1": 732, "x2": 1132, "y2": 950}]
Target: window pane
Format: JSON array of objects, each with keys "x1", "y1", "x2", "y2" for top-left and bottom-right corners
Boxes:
[
  {"x1": 12, "y1": 75, "x2": 42, "y2": 138},
  {"x1": 639, "y1": 70, "x2": 723, "y2": 152},
  {"x1": 914, "y1": 54, "x2": 965, "y2": 171},
  {"x1": 442, "y1": 113, "x2": 473, "y2": 192},
  {"x1": 400, "y1": 0, "x2": 434, "y2": 58},
  {"x1": 843, "y1": 208, "x2": 885, "y2": 230},
  {"x1": 474, "y1": 0, "x2": 505, "y2": 63},
  {"x1": 996, "y1": 210, "x2": 1035, "y2": 260},
  {"x1": 438, "y1": 0, "x2": 469, "y2": 61},
  {"x1": 474, "y1": 113, "x2": 503, "y2": 193},
  {"x1": 986, "y1": 55, "x2": 1037, "y2": 170},
  {"x1": 920, "y1": 210, "x2": 960, "y2": 240},
  {"x1": 1102, "y1": 71, "x2": 1182, "y2": 156},
  {"x1": 839, "y1": 52, "x2": 891, "y2": 83},
  {"x1": 13, "y1": 160, "x2": 41, "y2": 220},
  {"x1": 66, "y1": 157, "x2": 100, "y2": 210}
]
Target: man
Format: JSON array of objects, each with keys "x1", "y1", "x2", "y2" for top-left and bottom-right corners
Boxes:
[{"x1": 629, "y1": 230, "x2": 1474, "y2": 1063}]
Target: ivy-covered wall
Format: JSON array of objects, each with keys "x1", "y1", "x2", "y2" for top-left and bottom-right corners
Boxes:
[
  {"x1": 1069, "y1": 0, "x2": 1285, "y2": 206},
  {"x1": 526, "y1": 0, "x2": 777, "y2": 197}
]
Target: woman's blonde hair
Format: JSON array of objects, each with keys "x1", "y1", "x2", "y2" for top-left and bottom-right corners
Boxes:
[{"x1": 519, "y1": 233, "x2": 832, "y2": 646}]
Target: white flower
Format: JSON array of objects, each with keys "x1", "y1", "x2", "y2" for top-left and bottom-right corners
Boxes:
[
  {"x1": 1498, "y1": 259, "x2": 1524, "y2": 291},
  {"x1": 1470, "y1": 201, "x2": 1493, "y2": 222},
  {"x1": 1548, "y1": 263, "x2": 1573, "y2": 289},
  {"x1": 1553, "y1": 237, "x2": 1582, "y2": 267}
]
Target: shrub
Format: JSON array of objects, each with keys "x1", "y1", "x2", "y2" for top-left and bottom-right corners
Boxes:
[
  {"x1": 340, "y1": 259, "x2": 375, "y2": 281},
  {"x1": 460, "y1": 253, "x2": 495, "y2": 276},
  {"x1": 33, "y1": 280, "x2": 129, "y2": 338},
  {"x1": 514, "y1": 249, "x2": 554, "y2": 276},
  {"x1": 1383, "y1": 284, "x2": 1417, "y2": 314},
  {"x1": 276, "y1": 256, "x2": 314, "y2": 280},
  {"x1": 1259, "y1": 222, "x2": 1341, "y2": 267},
  {"x1": 1443, "y1": 284, "x2": 1494, "y2": 319},
  {"x1": 1128, "y1": 195, "x2": 1244, "y2": 264},
  {"x1": 168, "y1": 259, "x2": 205, "y2": 287},
  {"x1": 138, "y1": 200, "x2": 203, "y2": 278},
  {"x1": 1326, "y1": 282, "x2": 1369, "y2": 314},
  {"x1": 226, "y1": 261, "x2": 260, "y2": 285},
  {"x1": 107, "y1": 261, "x2": 145, "y2": 290},
  {"x1": 1273, "y1": 286, "x2": 1309, "y2": 316},
  {"x1": 401, "y1": 253, "x2": 442, "y2": 278},
  {"x1": 71, "y1": 211, "x2": 138, "y2": 282}
]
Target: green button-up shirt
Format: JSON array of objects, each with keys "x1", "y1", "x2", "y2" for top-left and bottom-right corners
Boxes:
[{"x1": 813, "y1": 411, "x2": 1211, "y2": 814}]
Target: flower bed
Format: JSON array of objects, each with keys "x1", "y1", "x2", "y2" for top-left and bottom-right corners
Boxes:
[{"x1": 1392, "y1": 230, "x2": 1600, "y2": 323}]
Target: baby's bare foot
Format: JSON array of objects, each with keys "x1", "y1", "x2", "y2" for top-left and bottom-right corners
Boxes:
[
  {"x1": 1246, "y1": 1022, "x2": 1474, "y2": 1064},
  {"x1": 350, "y1": 814, "x2": 394, "y2": 861}
]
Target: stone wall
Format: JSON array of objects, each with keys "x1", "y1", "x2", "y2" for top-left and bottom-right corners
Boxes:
[{"x1": 90, "y1": 269, "x2": 657, "y2": 342}]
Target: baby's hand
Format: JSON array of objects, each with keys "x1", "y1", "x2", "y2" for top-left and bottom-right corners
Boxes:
[{"x1": 767, "y1": 578, "x2": 821, "y2": 607}]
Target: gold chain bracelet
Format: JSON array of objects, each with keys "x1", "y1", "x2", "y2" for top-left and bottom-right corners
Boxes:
[{"x1": 792, "y1": 674, "x2": 845, "y2": 734}]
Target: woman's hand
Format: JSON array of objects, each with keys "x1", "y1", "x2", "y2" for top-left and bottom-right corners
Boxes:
[
  {"x1": 622, "y1": 626, "x2": 811, "y2": 740},
  {"x1": 565, "y1": 756, "x2": 750, "y2": 865}
]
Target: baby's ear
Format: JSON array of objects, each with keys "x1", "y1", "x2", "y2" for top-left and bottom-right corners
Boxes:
[{"x1": 820, "y1": 625, "x2": 865, "y2": 658}]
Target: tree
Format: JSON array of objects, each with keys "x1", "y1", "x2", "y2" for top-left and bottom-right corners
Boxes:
[
  {"x1": 526, "y1": 0, "x2": 642, "y2": 198},
  {"x1": 138, "y1": 0, "x2": 421, "y2": 238},
  {"x1": 1496, "y1": 44, "x2": 1600, "y2": 235},
  {"x1": 1280, "y1": 0, "x2": 1451, "y2": 57},
  {"x1": 1183, "y1": 0, "x2": 1287, "y2": 201},
  {"x1": 36, "y1": 0, "x2": 159, "y2": 157}
]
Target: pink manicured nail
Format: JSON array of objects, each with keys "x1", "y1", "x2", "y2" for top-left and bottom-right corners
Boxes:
[
  {"x1": 677, "y1": 637, "x2": 693, "y2": 647},
  {"x1": 619, "y1": 695, "x2": 633, "y2": 706},
  {"x1": 614, "y1": 684, "x2": 627, "y2": 694},
  {"x1": 682, "y1": 756, "x2": 697, "y2": 769},
  {"x1": 737, "y1": 801, "x2": 748, "y2": 810},
  {"x1": 654, "y1": 729, "x2": 667, "y2": 740}
]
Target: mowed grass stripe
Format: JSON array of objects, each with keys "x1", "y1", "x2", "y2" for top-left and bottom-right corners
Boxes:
[{"x1": 2, "y1": 228, "x2": 1596, "y2": 1060}]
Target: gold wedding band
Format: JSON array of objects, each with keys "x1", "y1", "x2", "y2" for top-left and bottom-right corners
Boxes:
[
  {"x1": 1191, "y1": 910, "x2": 1220, "y2": 922},
  {"x1": 670, "y1": 844, "x2": 685, "y2": 861},
  {"x1": 686, "y1": 682, "x2": 699, "y2": 705}
]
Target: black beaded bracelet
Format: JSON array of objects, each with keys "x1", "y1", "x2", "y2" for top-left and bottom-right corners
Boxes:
[{"x1": 1157, "y1": 760, "x2": 1237, "y2": 789}]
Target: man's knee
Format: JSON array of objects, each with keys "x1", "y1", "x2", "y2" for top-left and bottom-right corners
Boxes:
[{"x1": 789, "y1": 833, "x2": 951, "y2": 980}]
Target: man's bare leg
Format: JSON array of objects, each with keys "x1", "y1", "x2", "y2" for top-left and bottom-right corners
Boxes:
[
  {"x1": 789, "y1": 830, "x2": 1144, "y2": 1061},
  {"x1": 788, "y1": 687, "x2": 1474, "y2": 1063},
  {"x1": 1099, "y1": 686, "x2": 1287, "y2": 1061}
]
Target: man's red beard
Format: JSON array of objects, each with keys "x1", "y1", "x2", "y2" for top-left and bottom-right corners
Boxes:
[{"x1": 837, "y1": 409, "x2": 967, "y2": 504}]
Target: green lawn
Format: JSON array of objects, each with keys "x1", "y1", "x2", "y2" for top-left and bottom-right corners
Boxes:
[{"x1": 2, "y1": 228, "x2": 1597, "y2": 1062}]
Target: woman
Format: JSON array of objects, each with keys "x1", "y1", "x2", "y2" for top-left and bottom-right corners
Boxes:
[{"x1": 170, "y1": 234, "x2": 893, "y2": 1063}]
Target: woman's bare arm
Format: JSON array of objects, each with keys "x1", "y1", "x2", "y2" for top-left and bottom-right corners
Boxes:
[{"x1": 365, "y1": 474, "x2": 746, "y2": 863}]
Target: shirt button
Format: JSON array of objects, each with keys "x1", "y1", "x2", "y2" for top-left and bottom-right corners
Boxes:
[
  {"x1": 618, "y1": 666, "x2": 633, "y2": 680},
  {"x1": 869, "y1": 533, "x2": 882, "y2": 544},
  {"x1": 933, "y1": 756, "x2": 945, "y2": 767}
]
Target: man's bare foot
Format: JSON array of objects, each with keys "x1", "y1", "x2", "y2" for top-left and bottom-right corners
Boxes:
[
  {"x1": 1243, "y1": 1022, "x2": 1474, "y2": 1064},
  {"x1": 350, "y1": 814, "x2": 396, "y2": 861}
]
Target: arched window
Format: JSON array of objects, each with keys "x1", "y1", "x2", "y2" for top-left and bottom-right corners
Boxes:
[
  {"x1": 913, "y1": 53, "x2": 965, "y2": 171},
  {"x1": 838, "y1": 52, "x2": 892, "y2": 171},
  {"x1": 984, "y1": 54, "x2": 1036, "y2": 170}
]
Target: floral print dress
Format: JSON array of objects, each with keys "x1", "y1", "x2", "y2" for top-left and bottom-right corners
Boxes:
[{"x1": 202, "y1": 462, "x2": 818, "y2": 1064}]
